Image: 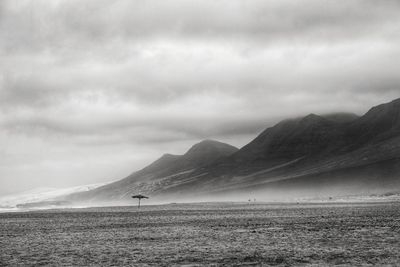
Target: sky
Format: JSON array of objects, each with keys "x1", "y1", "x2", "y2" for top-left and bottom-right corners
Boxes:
[{"x1": 1, "y1": 0, "x2": 400, "y2": 195}]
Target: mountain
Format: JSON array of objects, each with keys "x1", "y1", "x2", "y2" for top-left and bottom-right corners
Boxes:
[
  {"x1": 138, "y1": 140, "x2": 238, "y2": 178},
  {"x1": 67, "y1": 98, "x2": 400, "y2": 204},
  {"x1": 231, "y1": 114, "x2": 345, "y2": 165},
  {"x1": 348, "y1": 98, "x2": 400, "y2": 146},
  {"x1": 67, "y1": 140, "x2": 239, "y2": 203},
  {"x1": 322, "y1": 112, "x2": 359, "y2": 123}
]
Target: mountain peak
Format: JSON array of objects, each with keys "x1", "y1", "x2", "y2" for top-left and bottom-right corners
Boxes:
[
  {"x1": 304, "y1": 113, "x2": 320, "y2": 119},
  {"x1": 160, "y1": 153, "x2": 178, "y2": 160},
  {"x1": 184, "y1": 140, "x2": 238, "y2": 158},
  {"x1": 194, "y1": 139, "x2": 223, "y2": 146},
  {"x1": 140, "y1": 153, "x2": 181, "y2": 174},
  {"x1": 299, "y1": 113, "x2": 329, "y2": 126}
]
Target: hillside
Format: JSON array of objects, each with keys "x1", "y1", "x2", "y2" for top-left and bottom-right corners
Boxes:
[
  {"x1": 67, "y1": 98, "x2": 400, "y2": 204},
  {"x1": 67, "y1": 140, "x2": 239, "y2": 203}
]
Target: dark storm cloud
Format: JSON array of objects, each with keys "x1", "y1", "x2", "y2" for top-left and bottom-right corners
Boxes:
[{"x1": 1, "y1": 0, "x2": 400, "y2": 194}]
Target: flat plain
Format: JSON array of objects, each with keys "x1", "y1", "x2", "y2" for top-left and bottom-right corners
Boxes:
[{"x1": 1, "y1": 202, "x2": 400, "y2": 266}]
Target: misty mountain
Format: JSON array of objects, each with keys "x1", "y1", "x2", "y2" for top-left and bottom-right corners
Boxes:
[
  {"x1": 67, "y1": 98, "x2": 400, "y2": 204},
  {"x1": 129, "y1": 140, "x2": 238, "y2": 182},
  {"x1": 322, "y1": 112, "x2": 360, "y2": 123},
  {"x1": 67, "y1": 140, "x2": 239, "y2": 203}
]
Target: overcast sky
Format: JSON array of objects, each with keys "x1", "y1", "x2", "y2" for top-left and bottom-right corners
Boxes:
[{"x1": 1, "y1": 0, "x2": 400, "y2": 195}]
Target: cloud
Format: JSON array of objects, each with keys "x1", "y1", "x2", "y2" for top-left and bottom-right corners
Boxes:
[
  {"x1": 2, "y1": 0, "x2": 400, "y2": 51},
  {"x1": 1, "y1": 0, "x2": 400, "y2": 194}
]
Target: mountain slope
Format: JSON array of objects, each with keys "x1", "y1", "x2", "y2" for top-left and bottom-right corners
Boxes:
[
  {"x1": 347, "y1": 98, "x2": 400, "y2": 147},
  {"x1": 170, "y1": 99, "x2": 400, "y2": 195},
  {"x1": 322, "y1": 112, "x2": 359, "y2": 123},
  {"x1": 67, "y1": 140, "x2": 238, "y2": 203},
  {"x1": 67, "y1": 98, "x2": 400, "y2": 203},
  {"x1": 231, "y1": 114, "x2": 345, "y2": 164}
]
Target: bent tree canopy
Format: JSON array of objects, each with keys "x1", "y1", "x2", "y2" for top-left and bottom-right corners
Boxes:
[{"x1": 132, "y1": 194, "x2": 149, "y2": 208}]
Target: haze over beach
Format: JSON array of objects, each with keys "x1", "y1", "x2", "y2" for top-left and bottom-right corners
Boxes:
[{"x1": 1, "y1": 0, "x2": 400, "y2": 198}]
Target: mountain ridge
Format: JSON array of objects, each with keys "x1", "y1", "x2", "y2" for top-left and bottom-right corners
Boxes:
[{"x1": 66, "y1": 98, "x2": 400, "y2": 204}]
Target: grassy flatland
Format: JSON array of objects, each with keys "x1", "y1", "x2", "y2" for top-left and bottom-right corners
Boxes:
[{"x1": 1, "y1": 202, "x2": 400, "y2": 266}]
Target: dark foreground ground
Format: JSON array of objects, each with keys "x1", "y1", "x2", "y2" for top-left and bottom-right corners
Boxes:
[{"x1": 1, "y1": 202, "x2": 400, "y2": 266}]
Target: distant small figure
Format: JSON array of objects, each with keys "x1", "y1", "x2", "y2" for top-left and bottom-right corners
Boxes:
[{"x1": 131, "y1": 194, "x2": 149, "y2": 209}]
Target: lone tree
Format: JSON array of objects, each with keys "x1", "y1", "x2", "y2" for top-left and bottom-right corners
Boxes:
[{"x1": 131, "y1": 194, "x2": 149, "y2": 208}]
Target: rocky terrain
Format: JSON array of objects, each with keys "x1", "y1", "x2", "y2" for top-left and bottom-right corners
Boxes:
[{"x1": 1, "y1": 202, "x2": 400, "y2": 266}]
